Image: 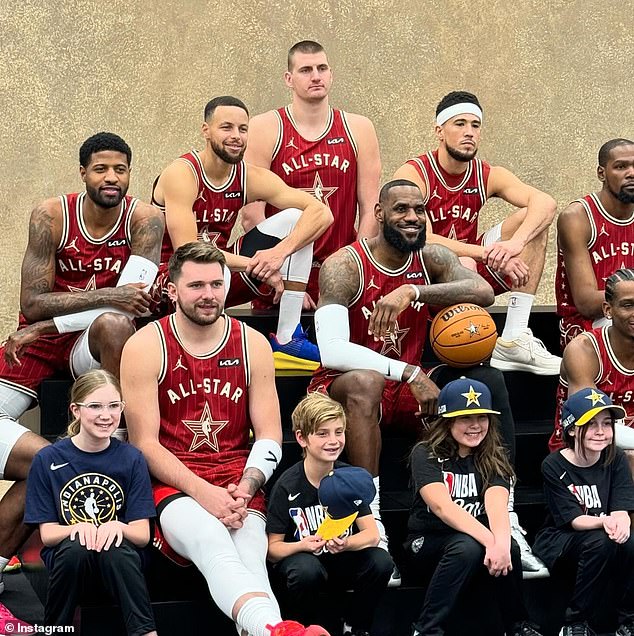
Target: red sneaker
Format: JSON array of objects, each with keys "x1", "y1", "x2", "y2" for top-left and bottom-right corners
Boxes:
[
  {"x1": 0, "y1": 602, "x2": 32, "y2": 633},
  {"x1": 267, "y1": 620, "x2": 331, "y2": 636},
  {"x1": 4, "y1": 557, "x2": 21, "y2": 573}
]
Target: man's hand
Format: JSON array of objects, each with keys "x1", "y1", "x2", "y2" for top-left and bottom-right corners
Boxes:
[
  {"x1": 95, "y1": 520, "x2": 125, "y2": 552},
  {"x1": 408, "y1": 373, "x2": 440, "y2": 417},
  {"x1": 483, "y1": 239, "x2": 524, "y2": 271},
  {"x1": 484, "y1": 541, "x2": 512, "y2": 577},
  {"x1": 303, "y1": 292, "x2": 317, "y2": 311},
  {"x1": 604, "y1": 513, "x2": 631, "y2": 544},
  {"x1": 70, "y1": 522, "x2": 98, "y2": 550},
  {"x1": 197, "y1": 482, "x2": 248, "y2": 528},
  {"x1": 245, "y1": 246, "x2": 287, "y2": 282},
  {"x1": 263, "y1": 270, "x2": 284, "y2": 305},
  {"x1": 498, "y1": 256, "x2": 530, "y2": 288},
  {"x1": 107, "y1": 283, "x2": 152, "y2": 316},
  {"x1": 325, "y1": 536, "x2": 348, "y2": 554},
  {"x1": 3, "y1": 323, "x2": 46, "y2": 366},
  {"x1": 368, "y1": 285, "x2": 416, "y2": 340},
  {"x1": 227, "y1": 481, "x2": 253, "y2": 506},
  {"x1": 299, "y1": 534, "x2": 326, "y2": 554}
]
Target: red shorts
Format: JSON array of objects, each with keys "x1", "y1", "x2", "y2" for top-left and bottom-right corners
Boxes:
[
  {"x1": 0, "y1": 331, "x2": 81, "y2": 400},
  {"x1": 308, "y1": 368, "x2": 422, "y2": 431}
]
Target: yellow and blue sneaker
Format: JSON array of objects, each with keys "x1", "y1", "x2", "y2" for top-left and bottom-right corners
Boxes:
[{"x1": 270, "y1": 325, "x2": 320, "y2": 375}]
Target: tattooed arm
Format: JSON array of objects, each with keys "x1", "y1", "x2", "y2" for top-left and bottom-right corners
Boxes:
[
  {"x1": 128, "y1": 201, "x2": 164, "y2": 264},
  {"x1": 368, "y1": 243, "x2": 495, "y2": 339}
]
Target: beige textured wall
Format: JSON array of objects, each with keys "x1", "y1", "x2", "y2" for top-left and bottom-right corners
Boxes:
[{"x1": 2, "y1": 0, "x2": 633, "y2": 337}]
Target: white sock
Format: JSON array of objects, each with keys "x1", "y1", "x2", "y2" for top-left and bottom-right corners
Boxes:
[
  {"x1": 502, "y1": 292, "x2": 534, "y2": 340},
  {"x1": 276, "y1": 291, "x2": 305, "y2": 344},
  {"x1": 235, "y1": 596, "x2": 282, "y2": 636}
]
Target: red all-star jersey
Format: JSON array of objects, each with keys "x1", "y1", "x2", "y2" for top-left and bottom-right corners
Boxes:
[
  {"x1": 407, "y1": 150, "x2": 491, "y2": 243},
  {"x1": 549, "y1": 326, "x2": 634, "y2": 451},
  {"x1": 154, "y1": 150, "x2": 246, "y2": 263},
  {"x1": 265, "y1": 106, "x2": 358, "y2": 263},
  {"x1": 153, "y1": 314, "x2": 253, "y2": 484},
  {"x1": 556, "y1": 193, "x2": 634, "y2": 347},
  {"x1": 312, "y1": 238, "x2": 430, "y2": 385}
]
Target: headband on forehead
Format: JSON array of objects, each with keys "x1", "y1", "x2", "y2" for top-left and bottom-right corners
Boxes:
[{"x1": 436, "y1": 103, "x2": 483, "y2": 126}]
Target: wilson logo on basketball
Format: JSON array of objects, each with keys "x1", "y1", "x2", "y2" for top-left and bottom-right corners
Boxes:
[
  {"x1": 438, "y1": 304, "x2": 481, "y2": 321},
  {"x1": 219, "y1": 358, "x2": 241, "y2": 367}
]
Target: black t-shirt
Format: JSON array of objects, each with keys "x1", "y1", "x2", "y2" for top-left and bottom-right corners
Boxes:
[
  {"x1": 266, "y1": 460, "x2": 371, "y2": 556},
  {"x1": 407, "y1": 444, "x2": 510, "y2": 536},
  {"x1": 533, "y1": 448, "x2": 634, "y2": 568}
]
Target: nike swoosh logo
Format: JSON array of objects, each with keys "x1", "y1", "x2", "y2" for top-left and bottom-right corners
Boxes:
[
  {"x1": 288, "y1": 493, "x2": 301, "y2": 501},
  {"x1": 50, "y1": 462, "x2": 69, "y2": 471}
]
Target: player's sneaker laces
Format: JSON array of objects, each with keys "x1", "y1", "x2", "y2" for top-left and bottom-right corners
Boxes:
[
  {"x1": 616, "y1": 622, "x2": 634, "y2": 636},
  {"x1": 491, "y1": 328, "x2": 561, "y2": 375},
  {"x1": 509, "y1": 512, "x2": 549, "y2": 577},
  {"x1": 270, "y1": 325, "x2": 320, "y2": 373},
  {"x1": 558, "y1": 621, "x2": 596, "y2": 636},
  {"x1": 0, "y1": 602, "x2": 32, "y2": 633},
  {"x1": 267, "y1": 620, "x2": 331, "y2": 636},
  {"x1": 4, "y1": 557, "x2": 21, "y2": 573},
  {"x1": 511, "y1": 621, "x2": 543, "y2": 636}
]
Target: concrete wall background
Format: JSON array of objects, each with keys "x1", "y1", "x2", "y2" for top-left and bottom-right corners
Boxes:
[{"x1": 2, "y1": 0, "x2": 633, "y2": 336}]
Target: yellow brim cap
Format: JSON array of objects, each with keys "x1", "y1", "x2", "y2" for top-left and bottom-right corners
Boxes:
[{"x1": 316, "y1": 511, "x2": 359, "y2": 540}]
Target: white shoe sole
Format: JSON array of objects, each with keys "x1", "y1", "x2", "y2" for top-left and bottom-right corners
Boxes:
[{"x1": 490, "y1": 357, "x2": 560, "y2": 375}]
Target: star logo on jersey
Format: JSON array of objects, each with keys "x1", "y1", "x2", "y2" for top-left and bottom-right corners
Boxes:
[
  {"x1": 585, "y1": 389, "x2": 606, "y2": 407},
  {"x1": 466, "y1": 322, "x2": 479, "y2": 337},
  {"x1": 67, "y1": 274, "x2": 97, "y2": 293},
  {"x1": 183, "y1": 402, "x2": 229, "y2": 452},
  {"x1": 65, "y1": 236, "x2": 81, "y2": 253},
  {"x1": 461, "y1": 385, "x2": 482, "y2": 407},
  {"x1": 172, "y1": 355, "x2": 188, "y2": 372},
  {"x1": 286, "y1": 137, "x2": 298, "y2": 150},
  {"x1": 300, "y1": 172, "x2": 338, "y2": 205},
  {"x1": 199, "y1": 227, "x2": 221, "y2": 247},
  {"x1": 366, "y1": 276, "x2": 380, "y2": 291},
  {"x1": 430, "y1": 187, "x2": 442, "y2": 201},
  {"x1": 380, "y1": 320, "x2": 410, "y2": 357},
  {"x1": 447, "y1": 224, "x2": 467, "y2": 243}
]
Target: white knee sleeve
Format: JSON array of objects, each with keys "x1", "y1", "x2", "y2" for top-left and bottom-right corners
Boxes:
[
  {"x1": 0, "y1": 417, "x2": 30, "y2": 479},
  {"x1": 615, "y1": 423, "x2": 634, "y2": 450},
  {"x1": 481, "y1": 222, "x2": 503, "y2": 246},
  {"x1": 0, "y1": 383, "x2": 35, "y2": 420}
]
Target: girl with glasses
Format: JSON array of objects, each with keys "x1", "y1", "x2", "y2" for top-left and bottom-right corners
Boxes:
[{"x1": 24, "y1": 369, "x2": 157, "y2": 635}]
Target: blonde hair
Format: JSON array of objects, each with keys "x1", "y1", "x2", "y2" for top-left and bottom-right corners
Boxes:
[
  {"x1": 66, "y1": 370, "x2": 122, "y2": 437},
  {"x1": 292, "y1": 392, "x2": 346, "y2": 444}
]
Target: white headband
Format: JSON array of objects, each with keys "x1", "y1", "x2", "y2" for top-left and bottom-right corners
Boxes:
[{"x1": 436, "y1": 103, "x2": 483, "y2": 126}]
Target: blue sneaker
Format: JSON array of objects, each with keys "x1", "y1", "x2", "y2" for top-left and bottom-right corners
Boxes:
[{"x1": 270, "y1": 324, "x2": 320, "y2": 374}]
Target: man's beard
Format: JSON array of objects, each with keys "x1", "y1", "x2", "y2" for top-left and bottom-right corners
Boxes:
[
  {"x1": 446, "y1": 143, "x2": 477, "y2": 163},
  {"x1": 609, "y1": 184, "x2": 634, "y2": 204},
  {"x1": 177, "y1": 298, "x2": 223, "y2": 326},
  {"x1": 86, "y1": 184, "x2": 127, "y2": 209},
  {"x1": 211, "y1": 140, "x2": 245, "y2": 164},
  {"x1": 383, "y1": 222, "x2": 427, "y2": 253}
]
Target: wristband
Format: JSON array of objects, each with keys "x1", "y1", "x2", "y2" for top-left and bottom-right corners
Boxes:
[
  {"x1": 409, "y1": 284, "x2": 421, "y2": 302},
  {"x1": 406, "y1": 366, "x2": 421, "y2": 384},
  {"x1": 244, "y1": 438, "x2": 282, "y2": 484}
]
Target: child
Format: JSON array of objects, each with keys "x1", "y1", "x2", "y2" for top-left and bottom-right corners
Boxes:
[
  {"x1": 533, "y1": 387, "x2": 634, "y2": 636},
  {"x1": 266, "y1": 392, "x2": 393, "y2": 636},
  {"x1": 407, "y1": 377, "x2": 542, "y2": 636},
  {"x1": 25, "y1": 370, "x2": 157, "y2": 635}
]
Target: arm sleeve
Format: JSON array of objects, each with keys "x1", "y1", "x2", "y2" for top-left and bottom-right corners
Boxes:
[
  {"x1": 315, "y1": 304, "x2": 407, "y2": 381},
  {"x1": 410, "y1": 444, "x2": 443, "y2": 492},
  {"x1": 609, "y1": 450, "x2": 634, "y2": 512},
  {"x1": 542, "y1": 456, "x2": 585, "y2": 527},
  {"x1": 122, "y1": 450, "x2": 156, "y2": 522},
  {"x1": 24, "y1": 453, "x2": 59, "y2": 525}
]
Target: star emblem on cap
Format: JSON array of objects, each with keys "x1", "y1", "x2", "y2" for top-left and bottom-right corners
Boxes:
[
  {"x1": 585, "y1": 389, "x2": 606, "y2": 407},
  {"x1": 183, "y1": 402, "x2": 228, "y2": 452},
  {"x1": 461, "y1": 385, "x2": 482, "y2": 407}
]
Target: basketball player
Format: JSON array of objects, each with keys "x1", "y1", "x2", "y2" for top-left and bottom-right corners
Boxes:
[
  {"x1": 311, "y1": 179, "x2": 547, "y2": 575},
  {"x1": 393, "y1": 90, "x2": 560, "y2": 375},
  {"x1": 120, "y1": 243, "x2": 329, "y2": 636},
  {"x1": 549, "y1": 268, "x2": 634, "y2": 455},
  {"x1": 556, "y1": 138, "x2": 634, "y2": 350},
  {"x1": 241, "y1": 40, "x2": 381, "y2": 308},
  {"x1": 151, "y1": 95, "x2": 332, "y2": 371},
  {"x1": 0, "y1": 132, "x2": 163, "y2": 596}
]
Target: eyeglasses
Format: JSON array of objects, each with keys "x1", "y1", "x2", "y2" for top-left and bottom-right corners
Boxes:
[{"x1": 76, "y1": 401, "x2": 125, "y2": 414}]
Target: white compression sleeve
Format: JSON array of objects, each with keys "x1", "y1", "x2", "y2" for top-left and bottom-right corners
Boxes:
[
  {"x1": 315, "y1": 304, "x2": 408, "y2": 381},
  {"x1": 52, "y1": 256, "x2": 158, "y2": 334}
]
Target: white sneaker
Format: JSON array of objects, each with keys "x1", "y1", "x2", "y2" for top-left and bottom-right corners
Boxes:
[
  {"x1": 491, "y1": 329, "x2": 561, "y2": 375},
  {"x1": 509, "y1": 512, "x2": 549, "y2": 577}
]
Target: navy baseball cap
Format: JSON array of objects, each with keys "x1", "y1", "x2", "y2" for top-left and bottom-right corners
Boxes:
[
  {"x1": 437, "y1": 377, "x2": 500, "y2": 418},
  {"x1": 561, "y1": 388, "x2": 626, "y2": 431},
  {"x1": 317, "y1": 466, "x2": 376, "y2": 540}
]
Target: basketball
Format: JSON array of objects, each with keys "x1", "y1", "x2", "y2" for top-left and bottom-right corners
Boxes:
[{"x1": 430, "y1": 304, "x2": 498, "y2": 367}]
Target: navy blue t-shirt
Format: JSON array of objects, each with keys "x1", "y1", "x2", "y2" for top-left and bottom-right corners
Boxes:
[{"x1": 25, "y1": 437, "x2": 155, "y2": 568}]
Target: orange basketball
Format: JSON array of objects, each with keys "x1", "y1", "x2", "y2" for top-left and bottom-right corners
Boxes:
[{"x1": 430, "y1": 304, "x2": 498, "y2": 368}]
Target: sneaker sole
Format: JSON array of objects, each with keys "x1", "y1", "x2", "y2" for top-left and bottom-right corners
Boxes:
[
  {"x1": 490, "y1": 358, "x2": 560, "y2": 375},
  {"x1": 522, "y1": 568, "x2": 550, "y2": 579},
  {"x1": 273, "y1": 351, "x2": 320, "y2": 373}
]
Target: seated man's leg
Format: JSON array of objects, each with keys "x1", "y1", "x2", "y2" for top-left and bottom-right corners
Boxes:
[
  {"x1": 482, "y1": 214, "x2": 561, "y2": 375},
  {"x1": 236, "y1": 208, "x2": 318, "y2": 370},
  {"x1": 159, "y1": 496, "x2": 284, "y2": 636}
]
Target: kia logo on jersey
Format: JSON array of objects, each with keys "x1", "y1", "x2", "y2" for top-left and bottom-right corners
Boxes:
[
  {"x1": 224, "y1": 192, "x2": 241, "y2": 199},
  {"x1": 219, "y1": 358, "x2": 241, "y2": 367},
  {"x1": 327, "y1": 137, "x2": 345, "y2": 145},
  {"x1": 405, "y1": 272, "x2": 425, "y2": 279},
  {"x1": 107, "y1": 239, "x2": 126, "y2": 247},
  {"x1": 463, "y1": 188, "x2": 479, "y2": 194}
]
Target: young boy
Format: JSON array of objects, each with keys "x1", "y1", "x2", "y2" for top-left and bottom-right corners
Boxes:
[{"x1": 266, "y1": 393, "x2": 393, "y2": 636}]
